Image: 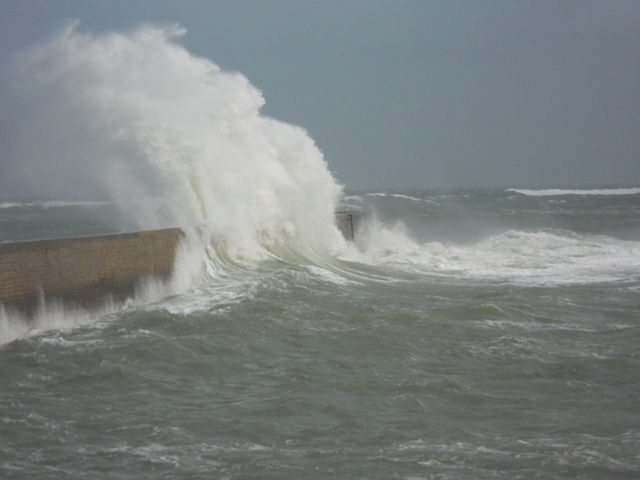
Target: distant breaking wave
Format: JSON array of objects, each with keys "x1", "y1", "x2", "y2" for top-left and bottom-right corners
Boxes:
[
  {"x1": 507, "y1": 187, "x2": 640, "y2": 197},
  {"x1": 0, "y1": 200, "x2": 109, "y2": 209}
]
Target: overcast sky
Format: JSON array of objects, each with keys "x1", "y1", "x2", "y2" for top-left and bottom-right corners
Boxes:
[{"x1": 1, "y1": 0, "x2": 639, "y2": 189}]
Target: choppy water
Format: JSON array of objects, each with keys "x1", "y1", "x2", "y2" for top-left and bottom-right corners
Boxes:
[{"x1": 2, "y1": 187, "x2": 640, "y2": 479}]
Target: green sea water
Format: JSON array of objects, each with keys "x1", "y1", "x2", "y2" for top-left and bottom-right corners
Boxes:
[{"x1": 2, "y1": 187, "x2": 639, "y2": 479}]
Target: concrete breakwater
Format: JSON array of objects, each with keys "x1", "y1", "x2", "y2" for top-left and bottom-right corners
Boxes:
[
  {"x1": 0, "y1": 228, "x2": 183, "y2": 316},
  {"x1": 1, "y1": 212, "x2": 369, "y2": 317}
]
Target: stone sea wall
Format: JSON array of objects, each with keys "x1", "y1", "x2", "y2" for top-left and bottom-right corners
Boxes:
[{"x1": 0, "y1": 228, "x2": 183, "y2": 315}]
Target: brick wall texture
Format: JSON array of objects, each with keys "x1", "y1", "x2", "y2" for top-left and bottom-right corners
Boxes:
[{"x1": 0, "y1": 228, "x2": 184, "y2": 315}]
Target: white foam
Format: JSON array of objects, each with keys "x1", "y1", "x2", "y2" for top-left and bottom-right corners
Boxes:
[
  {"x1": 2, "y1": 21, "x2": 344, "y2": 260},
  {"x1": 344, "y1": 220, "x2": 640, "y2": 286},
  {"x1": 368, "y1": 192, "x2": 435, "y2": 203},
  {"x1": 0, "y1": 297, "x2": 114, "y2": 346},
  {"x1": 0, "y1": 202, "x2": 22, "y2": 209},
  {"x1": 507, "y1": 187, "x2": 640, "y2": 197}
]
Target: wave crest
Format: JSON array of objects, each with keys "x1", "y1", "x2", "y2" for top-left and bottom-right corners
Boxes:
[
  {"x1": 1, "y1": 21, "x2": 344, "y2": 260},
  {"x1": 507, "y1": 188, "x2": 640, "y2": 197}
]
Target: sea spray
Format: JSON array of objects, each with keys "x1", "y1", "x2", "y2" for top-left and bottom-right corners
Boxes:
[
  {"x1": 0, "y1": 22, "x2": 346, "y2": 342},
  {"x1": 0, "y1": 21, "x2": 344, "y2": 261}
]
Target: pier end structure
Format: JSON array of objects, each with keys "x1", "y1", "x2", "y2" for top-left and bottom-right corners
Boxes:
[{"x1": 335, "y1": 210, "x2": 371, "y2": 242}]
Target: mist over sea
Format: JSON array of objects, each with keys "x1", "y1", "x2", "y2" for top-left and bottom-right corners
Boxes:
[{"x1": 2, "y1": 24, "x2": 640, "y2": 479}]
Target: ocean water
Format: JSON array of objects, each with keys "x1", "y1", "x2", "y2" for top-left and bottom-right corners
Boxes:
[
  {"x1": 2, "y1": 23, "x2": 640, "y2": 479},
  {"x1": 2, "y1": 187, "x2": 640, "y2": 479}
]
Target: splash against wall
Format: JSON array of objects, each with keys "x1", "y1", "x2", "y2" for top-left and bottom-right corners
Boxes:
[{"x1": 0, "y1": 22, "x2": 344, "y2": 260}]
